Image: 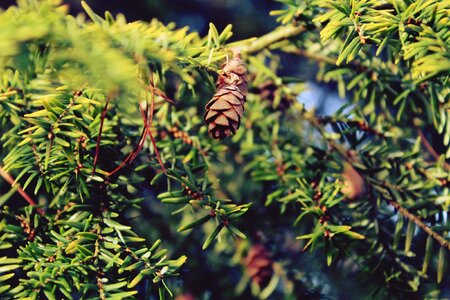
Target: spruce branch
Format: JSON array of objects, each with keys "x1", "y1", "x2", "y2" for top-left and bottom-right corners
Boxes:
[
  {"x1": 305, "y1": 113, "x2": 450, "y2": 252},
  {"x1": 388, "y1": 199, "x2": 450, "y2": 251},
  {"x1": 309, "y1": 114, "x2": 448, "y2": 188}
]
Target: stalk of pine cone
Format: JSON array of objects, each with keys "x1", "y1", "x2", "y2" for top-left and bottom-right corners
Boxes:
[{"x1": 204, "y1": 53, "x2": 247, "y2": 139}]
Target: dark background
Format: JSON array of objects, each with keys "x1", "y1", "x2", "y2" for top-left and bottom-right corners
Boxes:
[{"x1": 1, "y1": 0, "x2": 280, "y2": 40}]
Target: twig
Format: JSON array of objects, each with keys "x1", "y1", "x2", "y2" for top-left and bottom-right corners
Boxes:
[
  {"x1": 130, "y1": 103, "x2": 150, "y2": 162},
  {"x1": 146, "y1": 74, "x2": 167, "y2": 174},
  {"x1": 285, "y1": 47, "x2": 375, "y2": 74},
  {"x1": 30, "y1": 138, "x2": 44, "y2": 175},
  {"x1": 108, "y1": 72, "x2": 173, "y2": 176},
  {"x1": 92, "y1": 96, "x2": 111, "y2": 176},
  {"x1": 91, "y1": 222, "x2": 105, "y2": 300},
  {"x1": 0, "y1": 165, "x2": 44, "y2": 215},
  {"x1": 388, "y1": 199, "x2": 450, "y2": 251},
  {"x1": 139, "y1": 77, "x2": 176, "y2": 105},
  {"x1": 107, "y1": 104, "x2": 149, "y2": 176},
  {"x1": 241, "y1": 24, "x2": 305, "y2": 54},
  {"x1": 285, "y1": 49, "x2": 338, "y2": 65},
  {"x1": 45, "y1": 90, "x2": 82, "y2": 173}
]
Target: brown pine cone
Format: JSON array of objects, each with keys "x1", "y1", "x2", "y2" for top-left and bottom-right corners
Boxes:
[
  {"x1": 253, "y1": 80, "x2": 294, "y2": 112},
  {"x1": 245, "y1": 244, "x2": 274, "y2": 287},
  {"x1": 204, "y1": 53, "x2": 247, "y2": 139},
  {"x1": 204, "y1": 85, "x2": 245, "y2": 139}
]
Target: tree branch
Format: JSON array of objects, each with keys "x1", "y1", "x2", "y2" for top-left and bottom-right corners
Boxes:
[
  {"x1": 241, "y1": 24, "x2": 305, "y2": 54},
  {"x1": 284, "y1": 48, "x2": 338, "y2": 65},
  {"x1": 305, "y1": 114, "x2": 450, "y2": 252}
]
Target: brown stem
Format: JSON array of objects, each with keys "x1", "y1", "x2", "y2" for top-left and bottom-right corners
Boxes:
[
  {"x1": 108, "y1": 72, "x2": 173, "y2": 176},
  {"x1": 353, "y1": 18, "x2": 367, "y2": 44},
  {"x1": 139, "y1": 77, "x2": 176, "y2": 105},
  {"x1": 148, "y1": 129, "x2": 167, "y2": 174},
  {"x1": 96, "y1": 270, "x2": 105, "y2": 300},
  {"x1": 0, "y1": 165, "x2": 44, "y2": 215},
  {"x1": 107, "y1": 103, "x2": 149, "y2": 176},
  {"x1": 45, "y1": 90, "x2": 81, "y2": 173},
  {"x1": 285, "y1": 47, "x2": 375, "y2": 74},
  {"x1": 56, "y1": 91, "x2": 79, "y2": 123},
  {"x1": 142, "y1": 73, "x2": 168, "y2": 174},
  {"x1": 145, "y1": 81, "x2": 167, "y2": 174},
  {"x1": 92, "y1": 96, "x2": 110, "y2": 176},
  {"x1": 388, "y1": 200, "x2": 450, "y2": 251}
]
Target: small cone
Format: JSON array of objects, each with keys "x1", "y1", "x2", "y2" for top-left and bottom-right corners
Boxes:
[
  {"x1": 204, "y1": 52, "x2": 247, "y2": 139},
  {"x1": 245, "y1": 244, "x2": 273, "y2": 287},
  {"x1": 254, "y1": 80, "x2": 294, "y2": 111}
]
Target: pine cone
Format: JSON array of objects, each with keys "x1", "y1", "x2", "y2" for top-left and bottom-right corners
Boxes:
[
  {"x1": 252, "y1": 80, "x2": 294, "y2": 112},
  {"x1": 204, "y1": 53, "x2": 247, "y2": 139},
  {"x1": 245, "y1": 244, "x2": 274, "y2": 287}
]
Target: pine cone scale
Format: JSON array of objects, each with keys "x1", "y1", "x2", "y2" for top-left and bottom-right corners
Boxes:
[
  {"x1": 229, "y1": 89, "x2": 244, "y2": 100},
  {"x1": 204, "y1": 110, "x2": 219, "y2": 121},
  {"x1": 208, "y1": 99, "x2": 232, "y2": 110},
  {"x1": 233, "y1": 103, "x2": 244, "y2": 117},
  {"x1": 214, "y1": 114, "x2": 230, "y2": 126},
  {"x1": 221, "y1": 94, "x2": 242, "y2": 105},
  {"x1": 222, "y1": 109, "x2": 239, "y2": 122}
]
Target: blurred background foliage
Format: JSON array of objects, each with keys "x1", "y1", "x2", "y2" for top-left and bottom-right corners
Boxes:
[
  {"x1": 0, "y1": 0, "x2": 449, "y2": 300},
  {"x1": 1, "y1": 0, "x2": 280, "y2": 40}
]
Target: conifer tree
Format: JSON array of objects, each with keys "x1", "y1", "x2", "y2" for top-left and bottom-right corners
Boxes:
[{"x1": 0, "y1": 0, "x2": 449, "y2": 299}]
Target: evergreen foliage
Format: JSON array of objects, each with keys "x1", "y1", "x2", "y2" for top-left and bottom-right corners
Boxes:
[{"x1": 0, "y1": 0, "x2": 449, "y2": 299}]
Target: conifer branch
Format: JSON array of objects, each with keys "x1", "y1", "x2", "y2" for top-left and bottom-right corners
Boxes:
[
  {"x1": 241, "y1": 24, "x2": 305, "y2": 54},
  {"x1": 388, "y1": 199, "x2": 450, "y2": 251},
  {"x1": 306, "y1": 114, "x2": 450, "y2": 252},
  {"x1": 284, "y1": 49, "x2": 338, "y2": 65}
]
